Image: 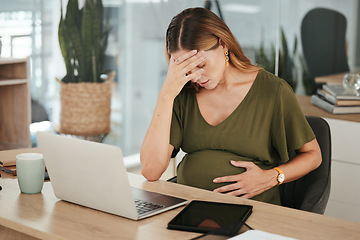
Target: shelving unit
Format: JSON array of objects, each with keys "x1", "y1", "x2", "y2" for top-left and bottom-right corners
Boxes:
[{"x1": 0, "y1": 57, "x2": 31, "y2": 150}]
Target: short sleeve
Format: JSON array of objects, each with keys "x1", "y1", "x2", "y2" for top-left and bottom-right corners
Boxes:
[
  {"x1": 170, "y1": 95, "x2": 183, "y2": 157},
  {"x1": 271, "y1": 80, "x2": 315, "y2": 163}
]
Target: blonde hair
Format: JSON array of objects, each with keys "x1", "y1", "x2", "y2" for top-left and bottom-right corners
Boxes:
[{"x1": 165, "y1": 8, "x2": 259, "y2": 75}]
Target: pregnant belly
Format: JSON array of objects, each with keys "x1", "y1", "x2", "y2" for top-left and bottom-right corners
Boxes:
[{"x1": 177, "y1": 150, "x2": 257, "y2": 191}]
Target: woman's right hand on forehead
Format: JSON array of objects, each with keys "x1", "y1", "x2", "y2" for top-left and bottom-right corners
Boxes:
[{"x1": 161, "y1": 50, "x2": 204, "y2": 99}]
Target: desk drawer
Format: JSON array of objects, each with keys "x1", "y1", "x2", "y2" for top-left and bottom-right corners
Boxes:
[
  {"x1": 325, "y1": 118, "x2": 360, "y2": 165},
  {"x1": 325, "y1": 199, "x2": 360, "y2": 222},
  {"x1": 329, "y1": 160, "x2": 360, "y2": 205}
]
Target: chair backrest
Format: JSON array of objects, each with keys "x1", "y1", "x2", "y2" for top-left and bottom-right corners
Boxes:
[
  {"x1": 301, "y1": 8, "x2": 349, "y2": 78},
  {"x1": 280, "y1": 116, "x2": 331, "y2": 214}
]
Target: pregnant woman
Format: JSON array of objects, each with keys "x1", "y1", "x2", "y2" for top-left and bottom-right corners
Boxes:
[{"x1": 140, "y1": 7, "x2": 321, "y2": 205}]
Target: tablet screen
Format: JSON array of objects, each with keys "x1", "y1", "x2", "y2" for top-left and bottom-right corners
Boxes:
[{"x1": 167, "y1": 200, "x2": 252, "y2": 236}]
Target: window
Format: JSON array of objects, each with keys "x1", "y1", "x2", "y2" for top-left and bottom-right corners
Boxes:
[{"x1": 1, "y1": 0, "x2": 358, "y2": 155}]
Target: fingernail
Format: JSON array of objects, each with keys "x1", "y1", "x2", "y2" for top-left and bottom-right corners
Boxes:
[
  {"x1": 192, "y1": 50, "x2": 197, "y2": 53},
  {"x1": 200, "y1": 57, "x2": 205, "y2": 62},
  {"x1": 199, "y1": 69, "x2": 204, "y2": 73},
  {"x1": 213, "y1": 178, "x2": 218, "y2": 183}
]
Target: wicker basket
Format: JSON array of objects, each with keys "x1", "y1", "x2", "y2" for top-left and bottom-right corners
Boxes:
[{"x1": 58, "y1": 72, "x2": 115, "y2": 136}]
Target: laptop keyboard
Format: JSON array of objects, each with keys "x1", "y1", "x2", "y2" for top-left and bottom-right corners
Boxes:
[{"x1": 135, "y1": 199, "x2": 164, "y2": 215}]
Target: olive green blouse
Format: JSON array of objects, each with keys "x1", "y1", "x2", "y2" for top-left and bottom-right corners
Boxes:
[{"x1": 170, "y1": 69, "x2": 315, "y2": 205}]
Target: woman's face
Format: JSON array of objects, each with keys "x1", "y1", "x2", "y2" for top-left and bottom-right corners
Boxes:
[{"x1": 171, "y1": 45, "x2": 228, "y2": 90}]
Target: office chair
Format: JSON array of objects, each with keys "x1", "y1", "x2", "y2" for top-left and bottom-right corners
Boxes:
[
  {"x1": 168, "y1": 116, "x2": 331, "y2": 214},
  {"x1": 31, "y1": 99, "x2": 49, "y2": 123},
  {"x1": 280, "y1": 116, "x2": 331, "y2": 214},
  {"x1": 301, "y1": 8, "x2": 349, "y2": 79}
]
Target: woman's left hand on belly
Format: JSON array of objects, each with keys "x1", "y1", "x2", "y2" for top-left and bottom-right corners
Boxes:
[{"x1": 212, "y1": 160, "x2": 278, "y2": 198}]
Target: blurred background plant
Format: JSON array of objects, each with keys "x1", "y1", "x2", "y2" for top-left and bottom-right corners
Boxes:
[
  {"x1": 58, "y1": 0, "x2": 110, "y2": 83},
  {"x1": 299, "y1": 55, "x2": 317, "y2": 95},
  {"x1": 255, "y1": 27, "x2": 316, "y2": 95}
]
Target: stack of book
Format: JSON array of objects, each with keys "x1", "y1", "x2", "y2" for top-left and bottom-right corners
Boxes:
[
  {"x1": 0, "y1": 157, "x2": 17, "y2": 175},
  {"x1": 311, "y1": 84, "x2": 360, "y2": 114}
]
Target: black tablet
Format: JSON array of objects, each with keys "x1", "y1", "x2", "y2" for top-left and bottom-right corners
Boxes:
[{"x1": 167, "y1": 200, "x2": 252, "y2": 236}]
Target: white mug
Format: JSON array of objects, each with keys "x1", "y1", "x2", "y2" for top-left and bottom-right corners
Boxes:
[{"x1": 16, "y1": 153, "x2": 45, "y2": 194}]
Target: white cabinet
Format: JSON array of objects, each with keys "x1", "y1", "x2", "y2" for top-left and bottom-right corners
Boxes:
[{"x1": 323, "y1": 118, "x2": 360, "y2": 222}]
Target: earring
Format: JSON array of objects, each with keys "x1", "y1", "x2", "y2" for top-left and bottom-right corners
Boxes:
[{"x1": 224, "y1": 51, "x2": 229, "y2": 67}]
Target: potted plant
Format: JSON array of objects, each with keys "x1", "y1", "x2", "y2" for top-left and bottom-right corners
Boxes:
[
  {"x1": 255, "y1": 28, "x2": 298, "y2": 92},
  {"x1": 57, "y1": 0, "x2": 115, "y2": 136}
]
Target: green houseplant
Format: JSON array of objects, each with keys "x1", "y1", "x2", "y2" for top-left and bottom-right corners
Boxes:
[
  {"x1": 255, "y1": 28, "x2": 298, "y2": 92},
  {"x1": 57, "y1": 0, "x2": 114, "y2": 136}
]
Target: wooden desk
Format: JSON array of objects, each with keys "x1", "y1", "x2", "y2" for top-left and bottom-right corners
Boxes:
[
  {"x1": 296, "y1": 95, "x2": 360, "y2": 123},
  {"x1": 1, "y1": 152, "x2": 360, "y2": 239},
  {"x1": 315, "y1": 72, "x2": 346, "y2": 84},
  {"x1": 315, "y1": 72, "x2": 360, "y2": 85}
]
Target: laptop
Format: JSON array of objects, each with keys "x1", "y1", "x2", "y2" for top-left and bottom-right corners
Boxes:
[{"x1": 36, "y1": 132, "x2": 187, "y2": 220}]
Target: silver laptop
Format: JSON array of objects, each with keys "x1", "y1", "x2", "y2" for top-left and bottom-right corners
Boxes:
[{"x1": 36, "y1": 132, "x2": 187, "y2": 220}]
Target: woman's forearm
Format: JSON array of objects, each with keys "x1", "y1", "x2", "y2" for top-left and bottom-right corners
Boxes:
[
  {"x1": 140, "y1": 92, "x2": 175, "y2": 181},
  {"x1": 212, "y1": 139, "x2": 322, "y2": 198},
  {"x1": 275, "y1": 138, "x2": 322, "y2": 184},
  {"x1": 140, "y1": 50, "x2": 204, "y2": 181}
]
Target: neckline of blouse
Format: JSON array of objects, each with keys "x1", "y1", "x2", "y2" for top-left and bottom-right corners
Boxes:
[{"x1": 194, "y1": 69, "x2": 263, "y2": 128}]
